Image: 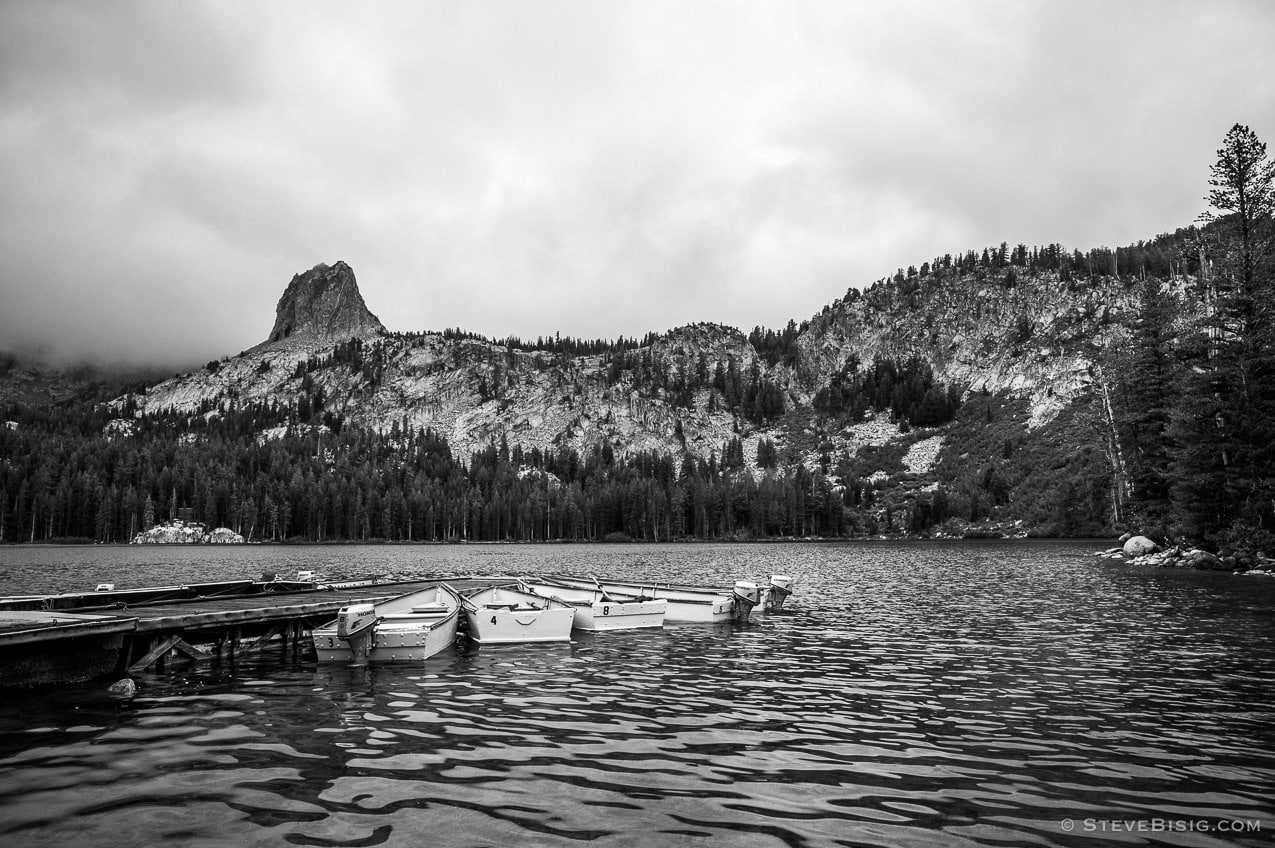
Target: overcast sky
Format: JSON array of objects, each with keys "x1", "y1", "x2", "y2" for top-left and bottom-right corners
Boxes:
[{"x1": 2, "y1": 1, "x2": 1273, "y2": 367}]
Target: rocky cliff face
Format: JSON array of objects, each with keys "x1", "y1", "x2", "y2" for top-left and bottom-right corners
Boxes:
[
  {"x1": 267, "y1": 261, "x2": 385, "y2": 344},
  {"x1": 797, "y1": 268, "x2": 1142, "y2": 428}
]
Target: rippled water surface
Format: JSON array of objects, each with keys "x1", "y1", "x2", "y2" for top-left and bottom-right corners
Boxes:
[{"x1": 2, "y1": 541, "x2": 1274, "y2": 847}]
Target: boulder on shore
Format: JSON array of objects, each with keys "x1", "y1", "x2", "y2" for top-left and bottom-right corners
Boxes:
[
  {"x1": 1122, "y1": 535, "x2": 1158, "y2": 556},
  {"x1": 1102, "y1": 538, "x2": 1274, "y2": 573},
  {"x1": 1187, "y1": 549, "x2": 1223, "y2": 570},
  {"x1": 132, "y1": 519, "x2": 244, "y2": 544},
  {"x1": 206, "y1": 527, "x2": 245, "y2": 544}
]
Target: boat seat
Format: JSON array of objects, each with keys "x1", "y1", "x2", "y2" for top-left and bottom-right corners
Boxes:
[
  {"x1": 381, "y1": 610, "x2": 449, "y2": 621},
  {"x1": 411, "y1": 604, "x2": 450, "y2": 614}
]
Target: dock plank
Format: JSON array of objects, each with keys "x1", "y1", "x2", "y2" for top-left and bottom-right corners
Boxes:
[
  {"x1": 0, "y1": 611, "x2": 139, "y2": 647},
  {"x1": 92, "y1": 577, "x2": 504, "y2": 632},
  {"x1": 104, "y1": 581, "x2": 440, "y2": 632}
]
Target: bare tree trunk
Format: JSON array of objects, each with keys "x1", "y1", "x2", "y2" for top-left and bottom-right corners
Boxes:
[{"x1": 1093, "y1": 365, "x2": 1129, "y2": 526}]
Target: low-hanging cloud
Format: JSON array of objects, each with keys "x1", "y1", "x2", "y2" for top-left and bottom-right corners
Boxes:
[{"x1": 2, "y1": 0, "x2": 1273, "y2": 367}]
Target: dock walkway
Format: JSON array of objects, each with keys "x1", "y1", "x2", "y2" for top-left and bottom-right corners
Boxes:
[{"x1": 0, "y1": 577, "x2": 505, "y2": 688}]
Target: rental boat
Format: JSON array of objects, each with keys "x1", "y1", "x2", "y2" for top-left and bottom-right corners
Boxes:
[
  {"x1": 517, "y1": 578, "x2": 667, "y2": 632},
  {"x1": 534, "y1": 575, "x2": 748, "y2": 623},
  {"x1": 461, "y1": 584, "x2": 577, "y2": 644},
  {"x1": 312, "y1": 583, "x2": 461, "y2": 665}
]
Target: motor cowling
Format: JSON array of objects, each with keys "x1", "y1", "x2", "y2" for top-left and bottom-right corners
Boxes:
[
  {"x1": 733, "y1": 580, "x2": 761, "y2": 605},
  {"x1": 337, "y1": 603, "x2": 378, "y2": 639},
  {"x1": 766, "y1": 573, "x2": 794, "y2": 611},
  {"x1": 732, "y1": 580, "x2": 761, "y2": 622}
]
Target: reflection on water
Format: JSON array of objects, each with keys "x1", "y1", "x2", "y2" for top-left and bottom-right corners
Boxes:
[{"x1": 1, "y1": 541, "x2": 1274, "y2": 847}]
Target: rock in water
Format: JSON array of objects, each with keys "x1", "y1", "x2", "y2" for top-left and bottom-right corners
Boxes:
[
  {"x1": 1122, "y1": 535, "x2": 1157, "y2": 556},
  {"x1": 268, "y1": 261, "x2": 386, "y2": 344},
  {"x1": 107, "y1": 678, "x2": 136, "y2": 697}
]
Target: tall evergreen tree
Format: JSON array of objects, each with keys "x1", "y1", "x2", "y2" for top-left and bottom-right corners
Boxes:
[
  {"x1": 1202, "y1": 124, "x2": 1275, "y2": 296},
  {"x1": 1170, "y1": 124, "x2": 1275, "y2": 549}
]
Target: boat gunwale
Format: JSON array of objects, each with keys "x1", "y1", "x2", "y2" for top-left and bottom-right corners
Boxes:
[
  {"x1": 516, "y1": 578, "x2": 668, "y2": 609},
  {"x1": 313, "y1": 584, "x2": 462, "y2": 637},
  {"x1": 537, "y1": 576, "x2": 732, "y2": 606},
  {"x1": 460, "y1": 584, "x2": 573, "y2": 613}
]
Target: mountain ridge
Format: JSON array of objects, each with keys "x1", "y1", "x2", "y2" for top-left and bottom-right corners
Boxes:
[
  {"x1": 1, "y1": 225, "x2": 1213, "y2": 543},
  {"x1": 117, "y1": 252, "x2": 1151, "y2": 462}
]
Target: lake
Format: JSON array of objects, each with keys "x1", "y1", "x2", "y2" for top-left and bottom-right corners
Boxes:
[{"x1": 1, "y1": 540, "x2": 1273, "y2": 847}]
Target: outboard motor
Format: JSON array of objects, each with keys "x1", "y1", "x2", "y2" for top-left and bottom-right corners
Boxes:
[
  {"x1": 337, "y1": 603, "x2": 378, "y2": 667},
  {"x1": 732, "y1": 580, "x2": 761, "y2": 623},
  {"x1": 766, "y1": 574, "x2": 794, "y2": 612}
]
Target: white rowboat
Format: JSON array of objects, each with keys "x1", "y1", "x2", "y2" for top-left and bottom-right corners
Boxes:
[
  {"x1": 518, "y1": 578, "x2": 667, "y2": 631},
  {"x1": 462, "y1": 585, "x2": 576, "y2": 644},
  {"x1": 535, "y1": 576, "x2": 737, "y2": 623},
  {"x1": 312, "y1": 584, "x2": 461, "y2": 665}
]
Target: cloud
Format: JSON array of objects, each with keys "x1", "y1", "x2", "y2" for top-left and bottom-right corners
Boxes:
[{"x1": 2, "y1": 0, "x2": 1274, "y2": 366}]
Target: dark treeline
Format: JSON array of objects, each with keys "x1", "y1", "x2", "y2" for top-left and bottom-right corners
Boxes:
[
  {"x1": 814, "y1": 356, "x2": 962, "y2": 427},
  {"x1": 440, "y1": 327, "x2": 660, "y2": 357},
  {"x1": 0, "y1": 400, "x2": 854, "y2": 543},
  {"x1": 748, "y1": 320, "x2": 804, "y2": 367},
  {"x1": 602, "y1": 347, "x2": 788, "y2": 426},
  {"x1": 870, "y1": 226, "x2": 1214, "y2": 290}
]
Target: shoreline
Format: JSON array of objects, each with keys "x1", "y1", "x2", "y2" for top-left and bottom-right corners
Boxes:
[{"x1": 0, "y1": 535, "x2": 1115, "y2": 548}]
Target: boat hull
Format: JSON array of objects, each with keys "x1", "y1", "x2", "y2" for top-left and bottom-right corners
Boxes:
[
  {"x1": 463, "y1": 586, "x2": 576, "y2": 644},
  {"x1": 537, "y1": 577, "x2": 734, "y2": 623},
  {"x1": 312, "y1": 584, "x2": 461, "y2": 663},
  {"x1": 520, "y1": 581, "x2": 667, "y2": 631}
]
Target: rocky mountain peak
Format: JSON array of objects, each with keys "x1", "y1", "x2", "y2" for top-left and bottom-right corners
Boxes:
[{"x1": 267, "y1": 261, "x2": 386, "y2": 344}]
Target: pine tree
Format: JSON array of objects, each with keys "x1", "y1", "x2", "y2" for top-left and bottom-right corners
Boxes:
[
  {"x1": 1202, "y1": 124, "x2": 1275, "y2": 296},
  {"x1": 1170, "y1": 124, "x2": 1275, "y2": 550}
]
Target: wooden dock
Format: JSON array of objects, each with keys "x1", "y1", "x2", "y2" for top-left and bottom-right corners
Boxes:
[{"x1": 0, "y1": 577, "x2": 504, "y2": 688}]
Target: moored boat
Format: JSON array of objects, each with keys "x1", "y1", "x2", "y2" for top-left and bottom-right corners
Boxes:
[
  {"x1": 536, "y1": 575, "x2": 738, "y2": 623},
  {"x1": 517, "y1": 578, "x2": 667, "y2": 631},
  {"x1": 461, "y1": 585, "x2": 576, "y2": 644},
  {"x1": 312, "y1": 583, "x2": 461, "y2": 665}
]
